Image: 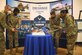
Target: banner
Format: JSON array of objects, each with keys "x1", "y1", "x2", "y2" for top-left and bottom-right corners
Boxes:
[{"x1": 7, "y1": 0, "x2": 72, "y2": 20}]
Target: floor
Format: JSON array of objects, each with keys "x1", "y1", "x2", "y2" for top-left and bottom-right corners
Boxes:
[
  {"x1": 57, "y1": 45, "x2": 82, "y2": 55},
  {"x1": 5, "y1": 45, "x2": 82, "y2": 55}
]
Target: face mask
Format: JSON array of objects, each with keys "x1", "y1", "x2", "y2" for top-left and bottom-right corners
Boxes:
[
  {"x1": 55, "y1": 11, "x2": 60, "y2": 15},
  {"x1": 17, "y1": 13, "x2": 21, "y2": 17},
  {"x1": 7, "y1": 11, "x2": 12, "y2": 14}
]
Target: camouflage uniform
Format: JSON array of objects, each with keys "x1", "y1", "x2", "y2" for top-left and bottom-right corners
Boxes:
[
  {"x1": 0, "y1": 12, "x2": 9, "y2": 55},
  {"x1": 7, "y1": 13, "x2": 19, "y2": 54},
  {"x1": 49, "y1": 17, "x2": 55, "y2": 39},
  {"x1": 54, "y1": 14, "x2": 78, "y2": 55},
  {"x1": 49, "y1": 15, "x2": 61, "y2": 52},
  {"x1": 64, "y1": 14, "x2": 78, "y2": 55}
]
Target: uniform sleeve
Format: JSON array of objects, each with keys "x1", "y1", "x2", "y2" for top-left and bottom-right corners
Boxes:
[
  {"x1": 66, "y1": 15, "x2": 77, "y2": 36},
  {"x1": 7, "y1": 14, "x2": 13, "y2": 28},
  {"x1": 66, "y1": 15, "x2": 75, "y2": 28},
  {"x1": 0, "y1": 13, "x2": 12, "y2": 30},
  {"x1": 53, "y1": 16, "x2": 61, "y2": 29},
  {"x1": 0, "y1": 13, "x2": 7, "y2": 28},
  {"x1": 16, "y1": 18, "x2": 20, "y2": 29}
]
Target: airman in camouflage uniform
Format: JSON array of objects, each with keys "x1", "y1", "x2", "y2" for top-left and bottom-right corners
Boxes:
[
  {"x1": 49, "y1": 10, "x2": 62, "y2": 53},
  {"x1": 0, "y1": 12, "x2": 10, "y2": 55},
  {"x1": 49, "y1": 10, "x2": 56, "y2": 40},
  {"x1": 7, "y1": 8, "x2": 20, "y2": 55},
  {"x1": 55, "y1": 10, "x2": 78, "y2": 55}
]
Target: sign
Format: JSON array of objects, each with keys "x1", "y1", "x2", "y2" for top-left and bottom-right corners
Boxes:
[
  {"x1": 34, "y1": 15, "x2": 46, "y2": 24},
  {"x1": 30, "y1": 4, "x2": 50, "y2": 20},
  {"x1": 34, "y1": 15, "x2": 46, "y2": 26}
]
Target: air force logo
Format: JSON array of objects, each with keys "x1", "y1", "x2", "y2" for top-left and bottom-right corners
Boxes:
[{"x1": 34, "y1": 15, "x2": 46, "y2": 24}]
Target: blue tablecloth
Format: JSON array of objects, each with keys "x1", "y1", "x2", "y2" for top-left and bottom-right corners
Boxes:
[{"x1": 24, "y1": 34, "x2": 55, "y2": 55}]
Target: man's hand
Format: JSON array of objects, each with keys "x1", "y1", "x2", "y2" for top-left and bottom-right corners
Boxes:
[
  {"x1": 58, "y1": 26, "x2": 62, "y2": 30},
  {"x1": 11, "y1": 28, "x2": 17, "y2": 32}
]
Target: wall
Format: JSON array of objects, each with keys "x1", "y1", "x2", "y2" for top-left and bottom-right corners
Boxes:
[
  {"x1": 0, "y1": 0, "x2": 6, "y2": 12},
  {"x1": 73, "y1": 0, "x2": 82, "y2": 42},
  {"x1": 77, "y1": 32, "x2": 82, "y2": 42},
  {"x1": 73, "y1": 0, "x2": 82, "y2": 19}
]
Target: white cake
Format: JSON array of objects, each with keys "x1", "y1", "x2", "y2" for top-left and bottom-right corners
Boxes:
[{"x1": 32, "y1": 31, "x2": 45, "y2": 36}]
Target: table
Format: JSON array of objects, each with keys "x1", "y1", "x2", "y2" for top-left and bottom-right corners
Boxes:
[{"x1": 24, "y1": 34, "x2": 55, "y2": 55}]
